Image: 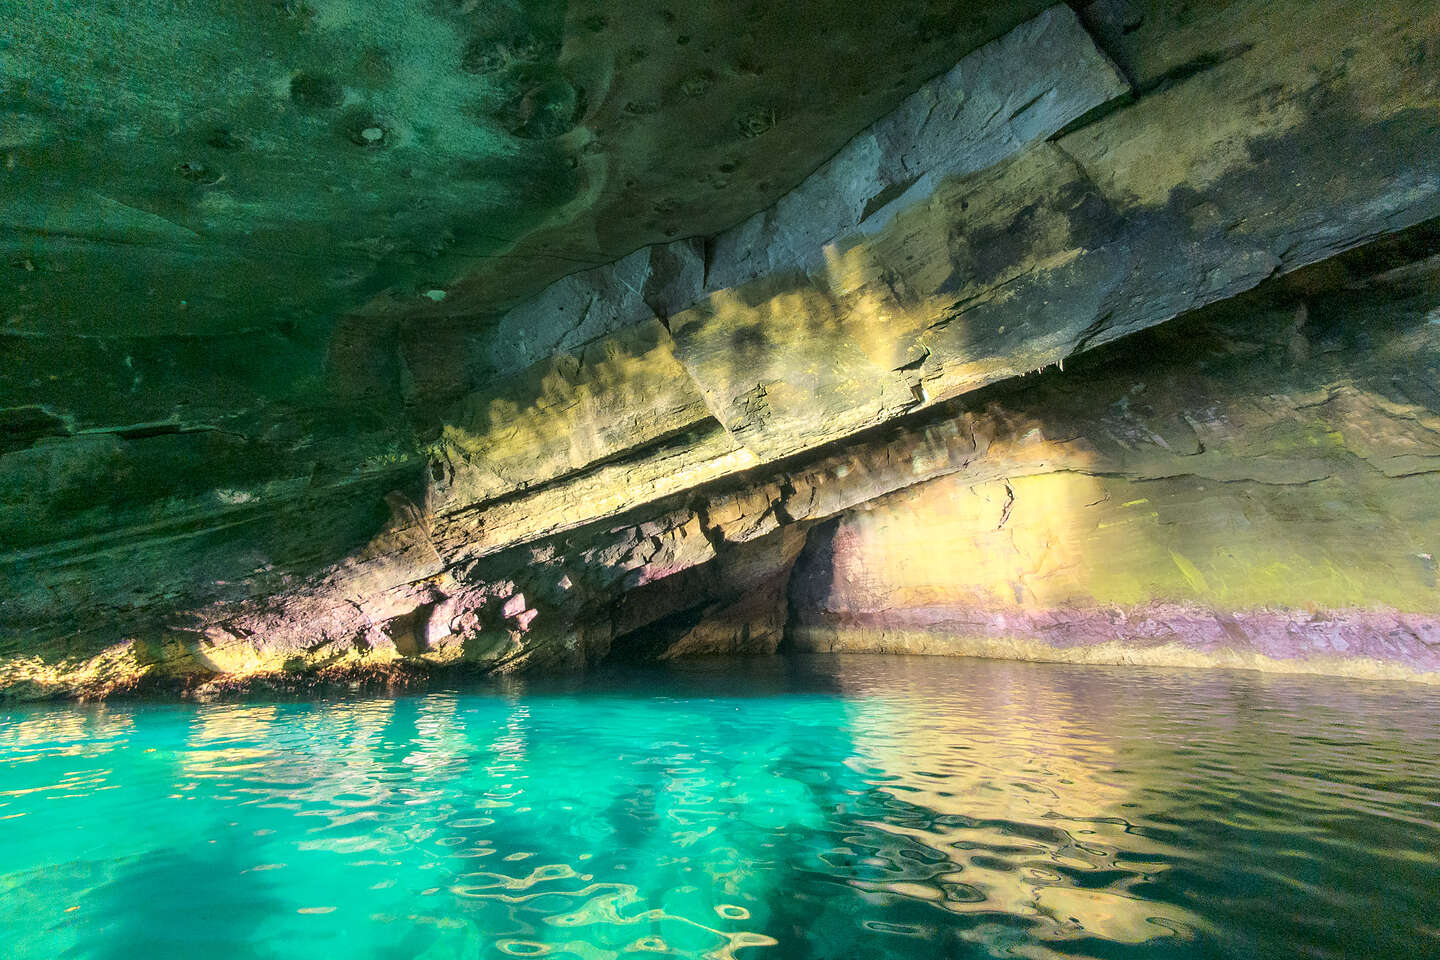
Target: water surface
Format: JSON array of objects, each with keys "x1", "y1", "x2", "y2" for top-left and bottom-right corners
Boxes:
[{"x1": 3, "y1": 656, "x2": 1438, "y2": 959}]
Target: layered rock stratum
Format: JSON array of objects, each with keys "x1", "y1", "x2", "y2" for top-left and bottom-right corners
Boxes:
[{"x1": 3, "y1": 0, "x2": 1439, "y2": 697}]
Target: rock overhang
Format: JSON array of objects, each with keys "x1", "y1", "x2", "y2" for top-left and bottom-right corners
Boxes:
[{"x1": 4, "y1": 0, "x2": 1440, "y2": 697}]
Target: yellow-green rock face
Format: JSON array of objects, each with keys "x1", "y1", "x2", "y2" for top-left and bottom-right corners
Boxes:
[{"x1": 785, "y1": 249, "x2": 1440, "y2": 681}]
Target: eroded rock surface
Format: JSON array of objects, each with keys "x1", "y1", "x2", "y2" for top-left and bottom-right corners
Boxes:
[
  {"x1": 3, "y1": 0, "x2": 1439, "y2": 697},
  {"x1": 786, "y1": 244, "x2": 1440, "y2": 679}
]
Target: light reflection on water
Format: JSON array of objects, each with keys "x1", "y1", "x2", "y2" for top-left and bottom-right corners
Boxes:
[{"x1": 2, "y1": 655, "x2": 1438, "y2": 959}]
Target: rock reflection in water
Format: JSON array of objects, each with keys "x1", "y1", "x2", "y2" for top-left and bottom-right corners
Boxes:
[
  {"x1": 831, "y1": 660, "x2": 1197, "y2": 956},
  {"x1": 2, "y1": 655, "x2": 1438, "y2": 959}
]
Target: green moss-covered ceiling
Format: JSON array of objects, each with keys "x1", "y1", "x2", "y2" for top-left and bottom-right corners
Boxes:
[{"x1": 2, "y1": 0, "x2": 1051, "y2": 347}]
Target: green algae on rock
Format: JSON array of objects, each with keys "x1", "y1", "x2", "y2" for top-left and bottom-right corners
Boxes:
[{"x1": 3, "y1": 0, "x2": 1440, "y2": 698}]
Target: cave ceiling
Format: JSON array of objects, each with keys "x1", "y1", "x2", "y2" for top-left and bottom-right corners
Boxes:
[{"x1": 1, "y1": 0, "x2": 1051, "y2": 346}]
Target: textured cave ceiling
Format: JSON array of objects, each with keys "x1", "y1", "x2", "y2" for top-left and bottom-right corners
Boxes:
[{"x1": 2, "y1": 0, "x2": 1053, "y2": 345}]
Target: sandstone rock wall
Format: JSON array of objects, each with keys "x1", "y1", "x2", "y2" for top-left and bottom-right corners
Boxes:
[
  {"x1": 785, "y1": 239, "x2": 1440, "y2": 680},
  {"x1": 425, "y1": 0, "x2": 1440, "y2": 547}
]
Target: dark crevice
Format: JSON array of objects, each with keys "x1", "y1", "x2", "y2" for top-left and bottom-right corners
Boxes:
[
  {"x1": 778, "y1": 518, "x2": 829, "y2": 655},
  {"x1": 440, "y1": 419, "x2": 726, "y2": 530},
  {"x1": 605, "y1": 600, "x2": 718, "y2": 664},
  {"x1": 860, "y1": 175, "x2": 922, "y2": 223},
  {"x1": 111, "y1": 423, "x2": 217, "y2": 441},
  {"x1": 1047, "y1": 92, "x2": 1134, "y2": 140},
  {"x1": 1007, "y1": 89, "x2": 1051, "y2": 123},
  {"x1": 701, "y1": 234, "x2": 718, "y2": 290},
  {"x1": 1071, "y1": 310, "x2": 1114, "y2": 356},
  {"x1": 1135, "y1": 43, "x2": 1256, "y2": 97},
  {"x1": 1, "y1": 406, "x2": 71, "y2": 453},
  {"x1": 772, "y1": 477, "x2": 799, "y2": 526}
]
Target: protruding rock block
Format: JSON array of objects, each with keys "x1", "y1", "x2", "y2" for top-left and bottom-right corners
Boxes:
[
  {"x1": 432, "y1": 317, "x2": 714, "y2": 509},
  {"x1": 468, "y1": 239, "x2": 707, "y2": 383}
]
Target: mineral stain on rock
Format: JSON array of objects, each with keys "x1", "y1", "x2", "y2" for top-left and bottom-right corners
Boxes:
[{"x1": 3, "y1": 0, "x2": 1440, "y2": 698}]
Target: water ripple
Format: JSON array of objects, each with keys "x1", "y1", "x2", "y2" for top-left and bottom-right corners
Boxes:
[{"x1": 2, "y1": 656, "x2": 1439, "y2": 959}]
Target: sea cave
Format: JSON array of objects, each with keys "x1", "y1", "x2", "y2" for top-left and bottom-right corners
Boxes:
[{"x1": 2, "y1": 1, "x2": 1439, "y2": 957}]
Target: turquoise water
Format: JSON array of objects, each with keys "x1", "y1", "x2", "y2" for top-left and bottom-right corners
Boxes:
[{"x1": 3, "y1": 656, "x2": 1438, "y2": 959}]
